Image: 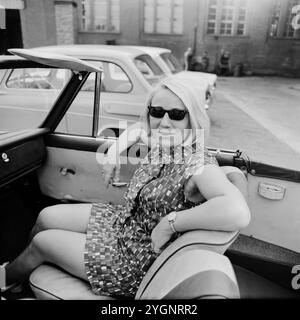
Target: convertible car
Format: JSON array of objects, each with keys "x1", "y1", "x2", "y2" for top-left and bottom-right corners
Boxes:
[{"x1": 0, "y1": 49, "x2": 299, "y2": 300}]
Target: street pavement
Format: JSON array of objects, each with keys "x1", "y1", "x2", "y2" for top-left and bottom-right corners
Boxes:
[{"x1": 207, "y1": 76, "x2": 300, "y2": 171}]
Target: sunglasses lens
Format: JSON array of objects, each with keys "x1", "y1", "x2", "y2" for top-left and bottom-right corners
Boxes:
[
  {"x1": 149, "y1": 107, "x2": 165, "y2": 118},
  {"x1": 148, "y1": 107, "x2": 186, "y2": 120},
  {"x1": 169, "y1": 109, "x2": 186, "y2": 120}
]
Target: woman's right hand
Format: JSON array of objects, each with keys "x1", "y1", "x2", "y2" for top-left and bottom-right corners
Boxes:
[{"x1": 102, "y1": 163, "x2": 120, "y2": 188}]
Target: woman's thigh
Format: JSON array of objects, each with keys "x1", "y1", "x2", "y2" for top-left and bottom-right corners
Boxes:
[
  {"x1": 37, "y1": 203, "x2": 92, "y2": 234},
  {"x1": 33, "y1": 229, "x2": 88, "y2": 281}
]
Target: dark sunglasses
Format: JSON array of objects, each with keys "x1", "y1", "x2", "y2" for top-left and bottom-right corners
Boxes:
[{"x1": 148, "y1": 106, "x2": 188, "y2": 121}]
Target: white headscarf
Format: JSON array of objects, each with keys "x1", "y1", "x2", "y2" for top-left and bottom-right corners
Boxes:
[{"x1": 139, "y1": 77, "x2": 210, "y2": 147}]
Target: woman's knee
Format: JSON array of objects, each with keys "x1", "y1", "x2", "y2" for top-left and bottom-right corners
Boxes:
[
  {"x1": 30, "y1": 229, "x2": 87, "y2": 280},
  {"x1": 31, "y1": 230, "x2": 49, "y2": 252},
  {"x1": 28, "y1": 230, "x2": 52, "y2": 263},
  {"x1": 35, "y1": 204, "x2": 91, "y2": 234},
  {"x1": 35, "y1": 205, "x2": 61, "y2": 231},
  {"x1": 30, "y1": 229, "x2": 61, "y2": 259}
]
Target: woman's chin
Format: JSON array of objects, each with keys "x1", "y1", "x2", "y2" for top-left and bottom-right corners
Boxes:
[{"x1": 151, "y1": 134, "x2": 184, "y2": 149}]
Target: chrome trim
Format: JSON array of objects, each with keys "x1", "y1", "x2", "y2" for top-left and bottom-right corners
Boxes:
[{"x1": 92, "y1": 72, "x2": 102, "y2": 137}]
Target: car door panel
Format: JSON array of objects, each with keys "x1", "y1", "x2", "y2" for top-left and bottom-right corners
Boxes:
[
  {"x1": 243, "y1": 174, "x2": 300, "y2": 253},
  {"x1": 0, "y1": 128, "x2": 47, "y2": 187},
  {"x1": 38, "y1": 134, "x2": 148, "y2": 205},
  {"x1": 38, "y1": 146, "x2": 128, "y2": 204}
]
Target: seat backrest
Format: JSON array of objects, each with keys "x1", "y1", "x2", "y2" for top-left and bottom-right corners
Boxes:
[
  {"x1": 136, "y1": 249, "x2": 240, "y2": 299},
  {"x1": 136, "y1": 166, "x2": 247, "y2": 298},
  {"x1": 222, "y1": 165, "x2": 248, "y2": 202}
]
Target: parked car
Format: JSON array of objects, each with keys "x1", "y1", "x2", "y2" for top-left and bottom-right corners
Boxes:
[
  {"x1": 0, "y1": 49, "x2": 299, "y2": 300},
  {"x1": 0, "y1": 45, "x2": 209, "y2": 137},
  {"x1": 0, "y1": 45, "x2": 163, "y2": 136},
  {"x1": 123, "y1": 46, "x2": 217, "y2": 109}
]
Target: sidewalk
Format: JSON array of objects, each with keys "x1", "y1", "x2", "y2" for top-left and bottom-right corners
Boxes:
[{"x1": 207, "y1": 76, "x2": 300, "y2": 171}]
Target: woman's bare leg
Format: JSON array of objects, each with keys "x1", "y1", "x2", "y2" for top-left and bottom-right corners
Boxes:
[
  {"x1": 6, "y1": 229, "x2": 88, "y2": 285},
  {"x1": 29, "y1": 203, "x2": 92, "y2": 241}
]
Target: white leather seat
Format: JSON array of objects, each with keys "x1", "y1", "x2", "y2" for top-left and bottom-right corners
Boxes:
[{"x1": 29, "y1": 230, "x2": 239, "y2": 299}]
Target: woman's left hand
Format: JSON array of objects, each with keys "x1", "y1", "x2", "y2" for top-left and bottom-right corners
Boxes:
[{"x1": 151, "y1": 216, "x2": 174, "y2": 254}]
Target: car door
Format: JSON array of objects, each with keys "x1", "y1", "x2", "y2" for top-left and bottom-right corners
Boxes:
[
  {"x1": 241, "y1": 162, "x2": 300, "y2": 254},
  {"x1": 37, "y1": 67, "x2": 146, "y2": 205},
  {"x1": 212, "y1": 150, "x2": 300, "y2": 294}
]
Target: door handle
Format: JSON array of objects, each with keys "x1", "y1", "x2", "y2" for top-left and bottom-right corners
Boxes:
[
  {"x1": 112, "y1": 181, "x2": 128, "y2": 187},
  {"x1": 111, "y1": 167, "x2": 128, "y2": 187},
  {"x1": 1, "y1": 153, "x2": 10, "y2": 163},
  {"x1": 258, "y1": 182, "x2": 286, "y2": 200},
  {"x1": 60, "y1": 168, "x2": 76, "y2": 176}
]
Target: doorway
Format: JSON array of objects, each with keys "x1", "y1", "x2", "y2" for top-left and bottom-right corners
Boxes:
[{"x1": 0, "y1": 9, "x2": 23, "y2": 54}]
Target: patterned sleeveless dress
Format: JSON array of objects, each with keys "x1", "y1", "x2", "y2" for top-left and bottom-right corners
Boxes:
[{"x1": 84, "y1": 144, "x2": 217, "y2": 298}]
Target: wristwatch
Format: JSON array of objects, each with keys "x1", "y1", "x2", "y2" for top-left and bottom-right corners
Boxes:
[{"x1": 167, "y1": 212, "x2": 177, "y2": 233}]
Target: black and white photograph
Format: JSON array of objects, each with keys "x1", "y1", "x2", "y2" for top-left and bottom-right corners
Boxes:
[{"x1": 0, "y1": 0, "x2": 300, "y2": 309}]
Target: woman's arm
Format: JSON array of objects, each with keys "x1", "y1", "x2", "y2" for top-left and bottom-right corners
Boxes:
[
  {"x1": 175, "y1": 164, "x2": 250, "y2": 231},
  {"x1": 106, "y1": 122, "x2": 143, "y2": 161},
  {"x1": 103, "y1": 121, "x2": 143, "y2": 187},
  {"x1": 151, "y1": 164, "x2": 250, "y2": 253}
]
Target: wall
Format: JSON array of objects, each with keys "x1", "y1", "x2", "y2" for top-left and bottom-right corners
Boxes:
[
  {"x1": 20, "y1": 0, "x2": 300, "y2": 76},
  {"x1": 197, "y1": 0, "x2": 300, "y2": 76},
  {"x1": 77, "y1": 0, "x2": 200, "y2": 67},
  {"x1": 78, "y1": 0, "x2": 140, "y2": 45},
  {"x1": 55, "y1": 0, "x2": 78, "y2": 44},
  {"x1": 20, "y1": 0, "x2": 56, "y2": 48},
  {"x1": 139, "y1": 0, "x2": 199, "y2": 66}
]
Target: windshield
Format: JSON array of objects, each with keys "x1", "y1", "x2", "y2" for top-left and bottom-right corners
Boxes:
[
  {"x1": 160, "y1": 52, "x2": 183, "y2": 74},
  {"x1": 0, "y1": 67, "x2": 70, "y2": 134},
  {"x1": 134, "y1": 54, "x2": 165, "y2": 86}
]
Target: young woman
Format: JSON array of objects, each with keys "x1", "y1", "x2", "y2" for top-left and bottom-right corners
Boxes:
[{"x1": 0, "y1": 78, "x2": 250, "y2": 298}]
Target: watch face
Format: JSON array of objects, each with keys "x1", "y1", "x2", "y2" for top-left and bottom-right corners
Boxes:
[{"x1": 168, "y1": 212, "x2": 176, "y2": 222}]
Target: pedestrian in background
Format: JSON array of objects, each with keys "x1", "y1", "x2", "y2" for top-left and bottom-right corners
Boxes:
[
  {"x1": 201, "y1": 51, "x2": 210, "y2": 72},
  {"x1": 217, "y1": 49, "x2": 231, "y2": 76},
  {"x1": 183, "y1": 47, "x2": 193, "y2": 71}
]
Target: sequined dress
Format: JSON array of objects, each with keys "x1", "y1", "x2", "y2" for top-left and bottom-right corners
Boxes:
[{"x1": 84, "y1": 144, "x2": 217, "y2": 298}]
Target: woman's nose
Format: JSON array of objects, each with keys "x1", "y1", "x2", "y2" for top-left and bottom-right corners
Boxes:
[{"x1": 160, "y1": 112, "x2": 172, "y2": 127}]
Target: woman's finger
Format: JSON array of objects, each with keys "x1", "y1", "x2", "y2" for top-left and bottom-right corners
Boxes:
[
  {"x1": 104, "y1": 172, "x2": 113, "y2": 188},
  {"x1": 103, "y1": 165, "x2": 116, "y2": 188},
  {"x1": 151, "y1": 241, "x2": 162, "y2": 254}
]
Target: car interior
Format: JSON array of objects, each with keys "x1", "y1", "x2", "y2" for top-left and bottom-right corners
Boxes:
[{"x1": 1, "y1": 49, "x2": 300, "y2": 300}]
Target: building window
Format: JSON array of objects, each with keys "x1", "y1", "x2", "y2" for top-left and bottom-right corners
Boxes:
[
  {"x1": 270, "y1": 1, "x2": 281, "y2": 37},
  {"x1": 144, "y1": 0, "x2": 183, "y2": 34},
  {"x1": 207, "y1": 0, "x2": 217, "y2": 34},
  {"x1": 284, "y1": 0, "x2": 300, "y2": 37},
  {"x1": 80, "y1": 0, "x2": 120, "y2": 32},
  {"x1": 207, "y1": 0, "x2": 247, "y2": 36},
  {"x1": 269, "y1": 0, "x2": 300, "y2": 38}
]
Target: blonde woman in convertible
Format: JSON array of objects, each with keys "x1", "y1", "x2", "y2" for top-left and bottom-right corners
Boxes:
[{"x1": 1, "y1": 78, "x2": 250, "y2": 298}]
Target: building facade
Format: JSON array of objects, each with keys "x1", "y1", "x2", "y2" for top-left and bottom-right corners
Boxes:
[{"x1": 1, "y1": 0, "x2": 300, "y2": 76}]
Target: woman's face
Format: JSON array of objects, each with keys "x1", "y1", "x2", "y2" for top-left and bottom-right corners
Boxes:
[{"x1": 149, "y1": 88, "x2": 191, "y2": 148}]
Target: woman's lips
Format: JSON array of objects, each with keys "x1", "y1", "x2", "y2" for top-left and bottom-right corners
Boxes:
[{"x1": 158, "y1": 130, "x2": 175, "y2": 136}]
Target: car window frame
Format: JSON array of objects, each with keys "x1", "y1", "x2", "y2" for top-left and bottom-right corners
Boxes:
[
  {"x1": 82, "y1": 59, "x2": 134, "y2": 94},
  {"x1": 134, "y1": 54, "x2": 166, "y2": 86},
  {"x1": 4, "y1": 67, "x2": 69, "y2": 91},
  {"x1": 159, "y1": 52, "x2": 183, "y2": 74}
]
